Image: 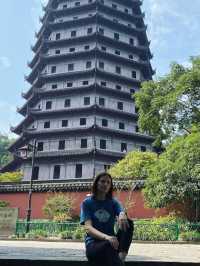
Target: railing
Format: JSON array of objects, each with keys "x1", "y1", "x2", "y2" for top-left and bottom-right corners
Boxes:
[{"x1": 15, "y1": 221, "x2": 200, "y2": 241}]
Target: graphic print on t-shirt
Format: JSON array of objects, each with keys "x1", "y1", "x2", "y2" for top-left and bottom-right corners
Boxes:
[{"x1": 94, "y1": 208, "x2": 111, "y2": 223}]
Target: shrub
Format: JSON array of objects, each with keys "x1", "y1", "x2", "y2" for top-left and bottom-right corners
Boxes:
[
  {"x1": 0, "y1": 200, "x2": 10, "y2": 208},
  {"x1": 59, "y1": 230, "x2": 73, "y2": 240},
  {"x1": 179, "y1": 231, "x2": 200, "y2": 241},
  {"x1": 0, "y1": 171, "x2": 22, "y2": 182},
  {"x1": 73, "y1": 226, "x2": 86, "y2": 240},
  {"x1": 25, "y1": 229, "x2": 48, "y2": 239},
  {"x1": 43, "y1": 193, "x2": 75, "y2": 220}
]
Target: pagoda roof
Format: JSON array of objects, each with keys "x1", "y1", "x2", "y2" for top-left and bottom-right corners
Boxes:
[{"x1": 0, "y1": 179, "x2": 144, "y2": 193}]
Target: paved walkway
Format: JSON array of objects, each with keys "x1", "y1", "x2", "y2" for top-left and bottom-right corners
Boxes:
[{"x1": 0, "y1": 241, "x2": 199, "y2": 263}]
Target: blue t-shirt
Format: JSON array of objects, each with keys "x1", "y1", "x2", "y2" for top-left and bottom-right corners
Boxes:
[{"x1": 80, "y1": 195, "x2": 124, "y2": 246}]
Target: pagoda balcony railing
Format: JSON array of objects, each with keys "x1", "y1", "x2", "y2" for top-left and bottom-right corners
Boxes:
[
  {"x1": 28, "y1": 104, "x2": 138, "y2": 121},
  {"x1": 23, "y1": 124, "x2": 153, "y2": 141},
  {"x1": 20, "y1": 148, "x2": 128, "y2": 160}
]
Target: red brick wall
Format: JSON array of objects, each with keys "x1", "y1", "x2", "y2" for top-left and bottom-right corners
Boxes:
[{"x1": 0, "y1": 190, "x2": 168, "y2": 219}]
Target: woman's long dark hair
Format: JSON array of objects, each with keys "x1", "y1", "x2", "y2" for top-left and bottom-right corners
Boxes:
[{"x1": 92, "y1": 172, "x2": 113, "y2": 199}]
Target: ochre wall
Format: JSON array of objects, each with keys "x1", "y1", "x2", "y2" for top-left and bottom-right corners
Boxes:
[{"x1": 0, "y1": 190, "x2": 168, "y2": 219}]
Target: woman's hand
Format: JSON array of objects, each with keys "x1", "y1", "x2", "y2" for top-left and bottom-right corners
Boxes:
[
  {"x1": 118, "y1": 212, "x2": 129, "y2": 231},
  {"x1": 105, "y1": 235, "x2": 119, "y2": 250}
]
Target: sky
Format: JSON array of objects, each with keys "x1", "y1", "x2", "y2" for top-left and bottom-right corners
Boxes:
[{"x1": 0, "y1": 0, "x2": 199, "y2": 137}]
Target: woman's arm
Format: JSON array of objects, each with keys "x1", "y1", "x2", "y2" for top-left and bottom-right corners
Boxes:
[{"x1": 84, "y1": 220, "x2": 119, "y2": 250}]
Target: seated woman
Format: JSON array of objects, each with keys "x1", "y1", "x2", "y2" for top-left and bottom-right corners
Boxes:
[{"x1": 80, "y1": 172, "x2": 133, "y2": 266}]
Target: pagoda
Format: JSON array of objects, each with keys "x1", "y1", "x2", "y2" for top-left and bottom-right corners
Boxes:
[{"x1": 4, "y1": 0, "x2": 154, "y2": 180}]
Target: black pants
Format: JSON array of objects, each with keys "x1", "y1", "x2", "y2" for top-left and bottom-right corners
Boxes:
[{"x1": 86, "y1": 219, "x2": 133, "y2": 266}]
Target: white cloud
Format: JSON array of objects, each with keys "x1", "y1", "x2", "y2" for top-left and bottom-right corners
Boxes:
[{"x1": 0, "y1": 56, "x2": 11, "y2": 69}]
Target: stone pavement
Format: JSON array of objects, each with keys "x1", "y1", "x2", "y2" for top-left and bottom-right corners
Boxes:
[{"x1": 0, "y1": 241, "x2": 199, "y2": 263}]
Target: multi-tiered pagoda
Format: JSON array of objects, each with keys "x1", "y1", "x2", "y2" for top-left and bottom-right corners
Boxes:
[{"x1": 5, "y1": 0, "x2": 154, "y2": 180}]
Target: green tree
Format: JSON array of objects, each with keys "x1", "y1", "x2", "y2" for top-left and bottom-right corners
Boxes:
[
  {"x1": 0, "y1": 171, "x2": 22, "y2": 182},
  {"x1": 0, "y1": 134, "x2": 14, "y2": 167},
  {"x1": 135, "y1": 57, "x2": 200, "y2": 147},
  {"x1": 109, "y1": 151, "x2": 157, "y2": 180},
  {"x1": 43, "y1": 193, "x2": 75, "y2": 221},
  {"x1": 143, "y1": 128, "x2": 200, "y2": 221}
]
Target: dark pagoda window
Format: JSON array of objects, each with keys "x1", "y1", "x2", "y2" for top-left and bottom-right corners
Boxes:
[
  {"x1": 71, "y1": 30, "x2": 76, "y2": 37},
  {"x1": 75, "y1": 164, "x2": 82, "y2": 178},
  {"x1": 86, "y1": 61, "x2": 92, "y2": 69},
  {"x1": 121, "y1": 143, "x2": 127, "y2": 152},
  {"x1": 37, "y1": 142, "x2": 44, "y2": 151},
  {"x1": 80, "y1": 118, "x2": 86, "y2": 125},
  {"x1": 46, "y1": 101, "x2": 52, "y2": 110},
  {"x1": 135, "y1": 106, "x2": 139, "y2": 113},
  {"x1": 129, "y1": 38, "x2": 134, "y2": 45},
  {"x1": 100, "y1": 139, "x2": 106, "y2": 149},
  {"x1": 117, "y1": 101, "x2": 123, "y2": 110},
  {"x1": 99, "y1": 61, "x2": 104, "y2": 69},
  {"x1": 75, "y1": 2, "x2": 80, "y2": 6},
  {"x1": 101, "y1": 81, "x2": 106, "y2": 87},
  {"x1": 141, "y1": 146, "x2": 147, "y2": 152},
  {"x1": 33, "y1": 166, "x2": 39, "y2": 180},
  {"x1": 64, "y1": 99, "x2": 71, "y2": 107},
  {"x1": 56, "y1": 33, "x2": 61, "y2": 40},
  {"x1": 130, "y1": 88, "x2": 135, "y2": 94},
  {"x1": 102, "y1": 119, "x2": 108, "y2": 127},
  {"x1": 101, "y1": 46, "x2": 106, "y2": 51},
  {"x1": 82, "y1": 80, "x2": 89, "y2": 85},
  {"x1": 51, "y1": 66, "x2": 56, "y2": 73},
  {"x1": 114, "y1": 32, "x2": 119, "y2": 40},
  {"x1": 68, "y1": 63, "x2": 74, "y2": 71},
  {"x1": 119, "y1": 122, "x2": 125, "y2": 130},
  {"x1": 87, "y1": 28, "x2": 93, "y2": 35},
  {"x1": 69, "y1": 47, "x2": 75, "y2": 52},
  {"x1": 73, "y1": 16, "x2": 78, "y2": 20},
  {"x1": 59, "y1": 140, "x2": 65, "y2": 150},
  {"x1": 132, "y1": 71, "x2": 137, "y2": 79},
  {"x1": 99, "y1": 28, "x2": 104, "y2": 35},
  {"x1": 84, "y1": 97, "x2": 90, "y2": 105},
  {"x1": 124, "y1": 8, "x2": 128, "y2": 13},
  {"x1": 55, "y1": 49, "x2": 60, "y2": 55},
  {"x1": 81, "y1": 139, "x2": 87, "y2": 148},
  {"x1": 62, "y1": 120, "x2": 68, "y2": 127},
  {"x1": 67, "y1": 82, "x2": 73, "y2": 87},
  {"x1": 112, "y1": 3, "x2": 117, "y2": 9},
  {"x1": 104, "y1": 165, "x2": 111, "y2": 171},
  {"x1": 53, "y1": 165, "x2": 61, "y2": 179},
  {"x1": 84, "y1": 45, "x2": 90, "y2": 50},
  {"x1": 116, "y1": 85, "x2": 121, "y2": 90},
  {"x1": 44, "y1": 121, "x2": 50, "y2": 128},
  {"x1": 115, "y1": 50, "x2": 120, "y2": 55},
  {"x1": 63, "y1": 4, "x2": 67, "y2": 9},
  {"x1": 52, "y1": 84, "x2": 57, "y2": 89},
  {"x1": 116, "y1": 66, "x2": 121, "y2": 74},
  {"x1": 129, "y1": 54, "x2": 133, "y2": 60},
  {"x1": 99, "y1": 97, "x2": 105, "y2": 106},
  {"x1": 136, "y1": 125, "x2": 139, "y2": 132}
]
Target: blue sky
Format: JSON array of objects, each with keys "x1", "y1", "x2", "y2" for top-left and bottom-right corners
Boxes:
[{"x1": 0, "y1": 0, "x2": 199, "y2": 137}]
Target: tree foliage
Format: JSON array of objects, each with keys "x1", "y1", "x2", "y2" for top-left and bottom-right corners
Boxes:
[
  {"x1": 43, "y1": 193, "x2": 75, "y2": 221},
  {"x1": 135, "y1": 57, "x2": 200, "y2": 146},
  {"x1": 143, "y1": 128, "x2": 200, "y2": 220},
  {"x1": 0, "y1": 134, "x2": 14, "y2": 167},
  {"x1": 109, "y1": 151, "x2": 157, "y2": 180},
  {"x1": 0, "y1": 171, "x2": 22, "y2": 182}
]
